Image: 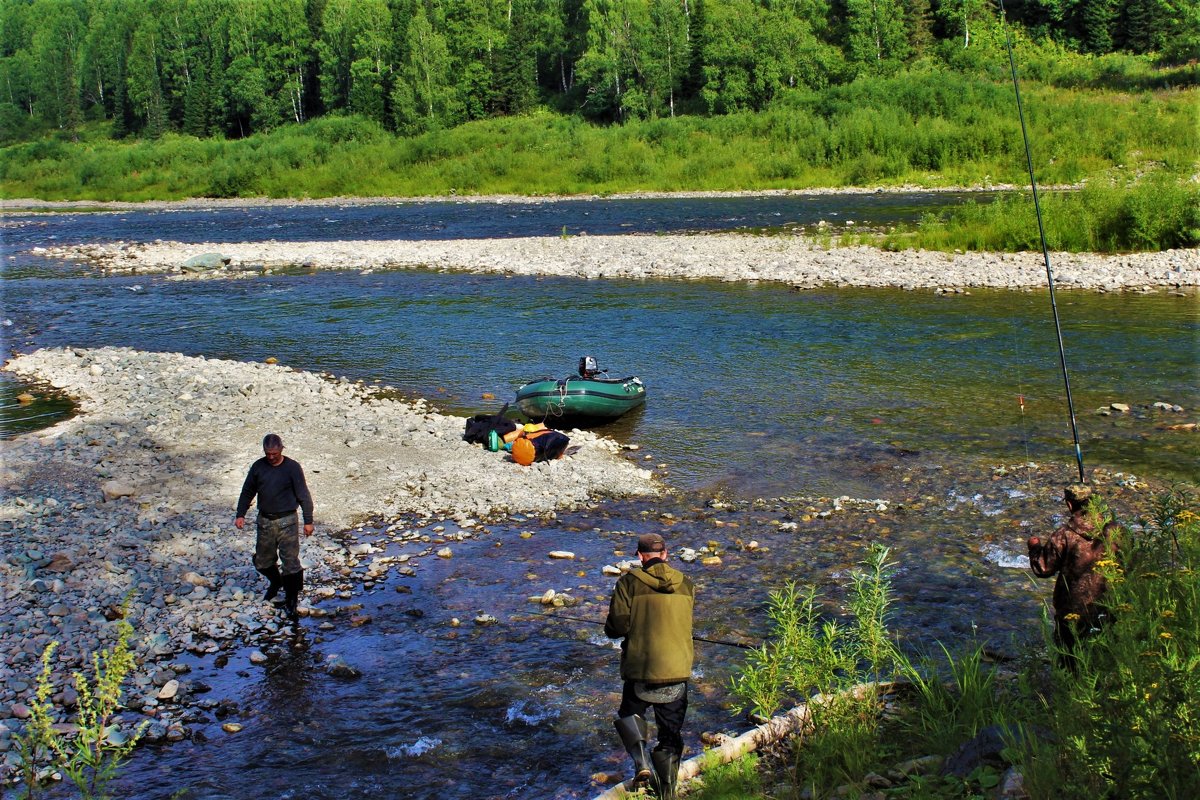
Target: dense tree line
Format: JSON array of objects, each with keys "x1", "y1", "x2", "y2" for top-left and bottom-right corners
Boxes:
[{"x1": 1, "y1": 0, "x2": 1195, "y2": 143}]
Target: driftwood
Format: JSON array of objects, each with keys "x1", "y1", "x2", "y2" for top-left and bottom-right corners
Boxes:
[{"x1": 590, "y1": 682, "x2": 892, "y2": 800}]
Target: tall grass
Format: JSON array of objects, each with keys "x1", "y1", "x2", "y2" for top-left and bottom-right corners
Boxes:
[
  {"x1": 728, "y1": 545, "x2": 901, "y2": 797},
  {"x1": 880, "y1": 177, "x2": 1200, "y2": 252}
]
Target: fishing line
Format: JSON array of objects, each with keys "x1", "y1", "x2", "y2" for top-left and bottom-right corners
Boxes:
[
  {"x1": 997, "y1": 0, "x2": 1086, "y2": 484},
  {"x1": 544, "y1": 611, "x2": 758, "y2": 650}
]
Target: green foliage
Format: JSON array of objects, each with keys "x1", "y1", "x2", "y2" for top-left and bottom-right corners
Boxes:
[
  {"x1": 684, "y1": 753, "x2": 764, "y2": 800},
  {"x1": 728, "y1": 545, "x2": 900, "y2": 797},
  {"x1": 1, "y1": 58, "x2": 1195, "y2": 251},
  {"x1": 884, "y1": 177, "x2": 1200, "y2": 253},
  {"x1": 0, "y1": 0, "x2": 1194, "y2": 142},
  {"x1": 898, "y1": 642, "x2": 1000, "y2": 753},
  {"x1": 14, "y1": 616, "x2": 147, "y2": 800}
]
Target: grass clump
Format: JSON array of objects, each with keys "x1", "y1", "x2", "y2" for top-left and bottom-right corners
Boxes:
[{"x1": 728, "y1": 545, "x2": 903, "y2": 798}]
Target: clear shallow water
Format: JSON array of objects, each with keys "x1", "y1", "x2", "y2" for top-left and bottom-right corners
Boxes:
[
  {"x1": 1, "y1": 192, "x2": 988, "y2": 249},
  {"x1": 2, "y1": 201, "x2": 1196, "y2": 800},
  {"x1": 3, "y1": 266, "x2": 1196, "y2": 492}
]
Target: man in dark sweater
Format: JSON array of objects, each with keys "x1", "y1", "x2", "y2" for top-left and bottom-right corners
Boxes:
[
  {"x1": 605, "y1": 532, "x2": 695, "y2": 800},
  {"x1": 235, "y1": 434, "x2": 315, "y2": 621}
]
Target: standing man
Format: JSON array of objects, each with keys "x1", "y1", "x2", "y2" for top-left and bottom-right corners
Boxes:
[
  {"x1": 235, "y1": 434, "x2": 314, "y2": 621},
  {"x1": 604, "y1": 532, "x2": 695, "y2": 800},
  {"x1": 1028, "y1": 483, "x2": 1119, "y2": 668}
]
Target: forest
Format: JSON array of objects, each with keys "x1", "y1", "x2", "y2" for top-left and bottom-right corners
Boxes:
[{"x1": 2, "y1": 0, "x2": 1197, "y2": 143}]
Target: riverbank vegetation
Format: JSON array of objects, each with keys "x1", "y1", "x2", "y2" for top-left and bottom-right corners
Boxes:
[
  {"x1": 699, "y1": 487, "x2": 1199, "y2": 800},
  {"x1": 873, "y1": 176, "x2": 1200, "y2": 253}
]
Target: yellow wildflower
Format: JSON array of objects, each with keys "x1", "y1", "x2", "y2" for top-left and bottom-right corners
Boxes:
[
  {"x1": 1064, "y1": 613, "x2": 1081, "y2": 622},
  {"x1": 1161, "y1": 610, "x2": 1175, "y2": 618},
  {"x1": 1160, "y1": 632, "x2": 1173, "y2": 640}
]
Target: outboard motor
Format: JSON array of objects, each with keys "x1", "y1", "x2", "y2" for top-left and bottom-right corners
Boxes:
[{"x1": 578, "y1": 355, "x2": 599, "y2": 378}]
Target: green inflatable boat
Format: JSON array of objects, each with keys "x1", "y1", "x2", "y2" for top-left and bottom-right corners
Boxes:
[{"x1": 515, "y1": 357, "x2": 646, "y2": 423}]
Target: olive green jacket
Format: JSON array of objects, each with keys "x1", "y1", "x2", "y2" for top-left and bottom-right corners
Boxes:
[{"x1": 604, "y1": 559, "x2": 695, "y2": 683}]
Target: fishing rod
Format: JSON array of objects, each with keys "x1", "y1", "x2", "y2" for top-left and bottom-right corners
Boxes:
[
  {"x1": 544, "y1": 612, "x2": 758, "y2": 651},
  {"x1": 997, "y1": 0, "x2": 1086, "y2": 484}
]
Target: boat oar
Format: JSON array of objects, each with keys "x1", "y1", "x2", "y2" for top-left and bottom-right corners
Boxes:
[{"x1": 543, "y1": 612, "x2": 758, "y2": 650}]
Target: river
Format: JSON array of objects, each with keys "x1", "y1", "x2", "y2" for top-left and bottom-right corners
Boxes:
[{"x1": 1, "y1": 196, "x2": 1196, "y2": 799}]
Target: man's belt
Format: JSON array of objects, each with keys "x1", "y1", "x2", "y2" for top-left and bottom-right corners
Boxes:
[{"x1": 259, "y1": 509, "x2": 297, "y2": 521}]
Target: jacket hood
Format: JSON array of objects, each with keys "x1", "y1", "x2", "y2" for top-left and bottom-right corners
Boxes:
[{"x1": 630, "y1": 561, "x2": 682, "y2": 593}]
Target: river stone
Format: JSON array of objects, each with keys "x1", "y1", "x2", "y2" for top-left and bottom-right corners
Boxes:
[
  {"x1": 548, "y1": 551, "x2": 575, "y2": 560},
  {"x1": 325, "y1": 655, "x2": 361, "y2": 679},
  {"x1": 42, "y1": 553, "x2": 74, "y2": 573},
  {"x1": 181, "y1": 571, "x2": 209, "y2": 587},
  {"x1": 156, "y1": 680, "x2": 179, "y2": 701},
  {"x1": 181, "y1": 253, "x2": 228, "y2": 271},
  {"x1": 101, "y1": 480, "x2": 136, "y2": 500}
]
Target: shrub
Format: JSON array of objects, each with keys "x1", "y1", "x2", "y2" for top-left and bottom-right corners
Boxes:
[{"x1": 14, "y1": 616, "x2": 147, "y2": 800}]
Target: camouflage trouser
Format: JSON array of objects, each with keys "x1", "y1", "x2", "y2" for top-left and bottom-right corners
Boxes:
[{"x1": 254, "y1": 513, "x2": 302, "y2": 575}]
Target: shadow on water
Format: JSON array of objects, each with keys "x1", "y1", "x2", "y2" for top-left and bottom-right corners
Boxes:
[{"x1": 0, "y1": 373, "x2": 75, "y2": 437}]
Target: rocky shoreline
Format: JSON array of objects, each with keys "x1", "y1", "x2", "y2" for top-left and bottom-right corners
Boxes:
[
  {"x1": 0, "y1": 346, "x2": 656, "y2": 779},
  {"x1": 45, "y1": 234, "x2": 1199, "y2": 293}
]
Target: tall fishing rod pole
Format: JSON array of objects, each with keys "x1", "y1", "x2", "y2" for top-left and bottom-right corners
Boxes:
[
  {"x1": 997, "y1": 0, "x2": 1086, "y2": 484},
  {"x1": 545, "y1": 612, "x2": 757, "y2": 651}
]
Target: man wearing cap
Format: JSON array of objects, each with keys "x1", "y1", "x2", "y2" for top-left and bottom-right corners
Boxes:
[
  {"x1": 235, "y1": 434, "x2": 315, "y2": 621},
  {"x1": 1027, "y1": 483, "x2": 1119, "y2": 667},
  {"x1": 604, "y1": 532, "x2": 695, "y2": 799}
]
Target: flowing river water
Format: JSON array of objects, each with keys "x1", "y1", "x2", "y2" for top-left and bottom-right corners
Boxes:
[{"x1": 1, "y1": 196, "x2": 1196, "y2": 799}]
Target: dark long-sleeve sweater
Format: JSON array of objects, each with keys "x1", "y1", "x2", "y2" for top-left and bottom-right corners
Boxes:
[{"x1": 236, "y1": 456, "x2": 314, "y2": 524}]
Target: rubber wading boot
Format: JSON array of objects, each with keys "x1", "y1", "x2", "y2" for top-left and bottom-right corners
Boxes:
[
  {"x1": 613, "y1": 715, "x2": 653, "y2": 786},
  {"x1": 257, "y1": 565, "x2": 283, "y2": 602},
  {"x1": 651, "y1": 749, "x2": 680, "y2": 800},
  {"x1": 282, "y1": 570, "x2": 303, "y2": 621}
]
